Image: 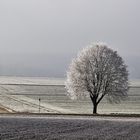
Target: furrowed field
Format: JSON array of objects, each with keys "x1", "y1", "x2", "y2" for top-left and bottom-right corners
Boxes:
[{"x1": 0, "y1": 77, "x2": 139, "y2": 114}]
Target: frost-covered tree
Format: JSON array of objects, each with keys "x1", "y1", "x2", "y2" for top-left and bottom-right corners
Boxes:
[{"x1": 65, "y1": 43, "x2": 128, "y2": 114}]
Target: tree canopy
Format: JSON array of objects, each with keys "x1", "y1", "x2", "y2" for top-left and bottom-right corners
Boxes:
[{"x1": 65, "y1": 43, "x2": 129, "y2": 114}]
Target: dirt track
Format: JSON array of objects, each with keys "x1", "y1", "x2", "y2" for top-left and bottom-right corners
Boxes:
[
  {"x1": 0, "y1": 107, "x2": 9, "y2": 113},
  {"x1": 0, "y1": 115, "x2": 140, "y2": 140}
]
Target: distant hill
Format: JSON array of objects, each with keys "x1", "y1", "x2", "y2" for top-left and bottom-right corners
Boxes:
[
  {"x1": 0, "y1": 76, "x2": 140, "y2": 87},
  {"x1": 0, "y1": 76, "x2": 65, "y2": 85}
]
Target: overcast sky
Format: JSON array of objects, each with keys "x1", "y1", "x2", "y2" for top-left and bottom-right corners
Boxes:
[{"x1": 0, "y1": 0, "x2": 140, "y2": 78}]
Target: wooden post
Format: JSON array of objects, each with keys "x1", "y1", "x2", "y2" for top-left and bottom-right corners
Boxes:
[{"x1": 39, "y1": 98, "x2": 41, "y2": 113}]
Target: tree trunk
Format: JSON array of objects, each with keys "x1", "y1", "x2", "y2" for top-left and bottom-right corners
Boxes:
[
  {"x1": 90, "y1": 94, "x2": 98, "y2": 114},
  {"x1": 93, "y1": 103, "x2": 97, "y2": 114}
]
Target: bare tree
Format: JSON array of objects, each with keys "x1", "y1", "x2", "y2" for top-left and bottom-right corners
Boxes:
[{"x1": 65, "y1": 43, "x2": 128, "y2": 114}]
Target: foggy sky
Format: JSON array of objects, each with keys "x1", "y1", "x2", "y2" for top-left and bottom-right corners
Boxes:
[{"x1": 0, "y1": 0, "x2": 140, "y2": 78}]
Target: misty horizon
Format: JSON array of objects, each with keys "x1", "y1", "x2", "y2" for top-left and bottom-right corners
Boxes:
[{"x1": 0, "y1": 0, "x2": 140, "y2": 79}]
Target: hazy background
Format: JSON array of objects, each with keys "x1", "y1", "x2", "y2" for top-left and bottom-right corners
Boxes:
[{"x1": 0, "y1": 0, "x2": 140, "y2": 78}]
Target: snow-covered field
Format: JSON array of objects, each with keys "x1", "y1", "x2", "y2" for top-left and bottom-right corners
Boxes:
[
  {"x1": 0, "y1": 76, "x2": 64, "y2": 85},
  {"x1": 0, "y1": 115, "x2": 139, "y2": 140},
  {"x1": 0, "y1": 76, "x2": 140, "y2": 114}
]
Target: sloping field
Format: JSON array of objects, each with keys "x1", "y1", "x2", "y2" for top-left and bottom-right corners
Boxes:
[
  {"x1": 0, "y1": 76, "x2": 140, "y2": 114},
  {"x1": 0, "y1": 85, "x2": 73, "y2": 114},
  {"x1": 0, "y1": 115, "x2": 139, "y2": 140},
  {"x1": 0, "y1": 76, "x2": 64, "y2": 85}
]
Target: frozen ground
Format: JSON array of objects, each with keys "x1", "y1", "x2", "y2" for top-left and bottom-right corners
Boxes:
[
  {"x1": 0, "y1": 76, "x2": 65, "y2": 85},
  {"x1": 0, "y1": 76, "x2": 140, "y2": 86},
  {"x1": 0, "y1": 76, "x2": 139, "y2": 114},
  {"x1": 0, "y1": 115, "x2": 139, "y2": 140}
]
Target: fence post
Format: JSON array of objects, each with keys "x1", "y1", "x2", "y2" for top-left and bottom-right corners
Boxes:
[{"x1": 39, "y1": 98, "x2": 41, "y2": 113}]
